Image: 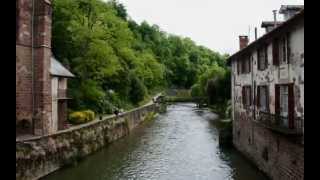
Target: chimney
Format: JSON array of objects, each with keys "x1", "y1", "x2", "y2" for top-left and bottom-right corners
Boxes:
[
  {"x1": 239, "y1": 35, "x2": 249, "y2": 50},
  {"x1": 273, "y1": 10, "x2": 277, "y2": 28}
]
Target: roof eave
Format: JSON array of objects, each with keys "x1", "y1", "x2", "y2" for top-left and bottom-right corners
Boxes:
[
  {"x1": 50, "y1": 73, "x2": 76, "y2": 78},
  {"x1": 226, "y1": 9, "x2": 304, "y2": 66}
]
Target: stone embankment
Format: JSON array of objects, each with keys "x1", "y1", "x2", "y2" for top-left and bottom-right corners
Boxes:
[{"x1": 16, "y1": 102, "x2": 160, "y2": 180}]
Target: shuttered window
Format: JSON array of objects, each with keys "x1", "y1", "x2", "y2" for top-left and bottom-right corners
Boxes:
[
  {"x1": 288, "y1": 83, "x2": 294, "y2": 129},
  {"x1": 258, "y1": 45, "x2": 268, "y2": 70},
  {"x1": 273, "y1": 34, "x2": 291, "y2": 65},
  {"x1": 275, "y1": 84, "x2": 294, "y2": 129},
  {"x1": 273, "y1": 39, "x2": 279, "y2": 65},
  {"x1": 242, "y1": 86, "x2": 252, "y2": 107},
  {"x1": 279, "y1": 37, "x2": 288, "y2": 64},
  {"x1": 257, "y1": 86, "x2": 269, "y2": 112},
  {"x1": 240, "y1": 55, "x2": 251, "y2": 74},
  {"x1": 286, "y1": 33, "x2": 291, "y2": 63},
  {"x1": 241, "y1": 58, "x2": 246, "y2": 74}
]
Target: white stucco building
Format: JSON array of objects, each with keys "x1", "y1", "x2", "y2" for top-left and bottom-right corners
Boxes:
[{"x1": 227, "y1": 5, "x2": 304, "y2": 180}]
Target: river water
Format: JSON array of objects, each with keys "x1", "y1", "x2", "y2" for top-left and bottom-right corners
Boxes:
[{"x1": 42, "y1": 103, "x2": 268, "y2": 180}]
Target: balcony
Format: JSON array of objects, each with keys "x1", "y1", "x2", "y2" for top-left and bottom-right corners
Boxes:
[
  {"x1": 255, "y1": 111, "x2": 303, "y2": 136},
  {"x1": 57, "y1": 89, "x2": 72, "y2": 100}
]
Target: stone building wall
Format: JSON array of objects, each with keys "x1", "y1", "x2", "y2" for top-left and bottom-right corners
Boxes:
[
  {"x1": 16, "y1": 0, "x2": 34, "y2": 130},
  {"x1": 16, "y1": 0, "x2": 53, "y2": 136},
  {"x1": 232, "y1": 112, "x2": 304, "y2": 180},
  {"x1": 231, "y1": 15, "x2": 304, "y2": 180},
  {"x1": 16, "y1": 103, "x2": 159, "y2": 180}
]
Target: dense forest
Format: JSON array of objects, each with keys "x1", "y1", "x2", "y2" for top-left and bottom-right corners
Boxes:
[{"x1": 52, "y1": 0, "x2": 230, "y2": 115}]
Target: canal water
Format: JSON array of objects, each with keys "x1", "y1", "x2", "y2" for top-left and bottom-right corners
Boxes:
[{"x1": 42, "y1": 103, "x2": 268, "y2": 180}]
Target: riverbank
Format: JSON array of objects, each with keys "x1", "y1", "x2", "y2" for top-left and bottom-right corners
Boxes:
[{"x1": 16, "y1": 102, "x2": 160, "y2": 180}]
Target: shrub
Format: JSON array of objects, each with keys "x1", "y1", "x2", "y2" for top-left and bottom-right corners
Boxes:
[
  {"x1": 83, "y1": 110, "x2": 95, "y2": 121},
  {"x1": 191, "y1": 84, "x2": 202, "y2": 97},
  {"x1": 69, "y1": 110, "x2": 95, "y2": 125},
  {"x1": 69, "y1": 112, "x2": 87, "y2": 124}
]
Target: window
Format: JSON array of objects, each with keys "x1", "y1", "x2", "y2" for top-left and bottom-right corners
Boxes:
[
  {"x1": 273, "y1": 34, "x2": 290, "y2": 66},
  {"x1": 275, "y1": 84, "x2": 294, "y2": 128},
  {"x1": 272, "y1": 39, "x2": 279, "y2": 65},
  {"x1": 245, "y1": 56, "x2": 251, "y2": 73},
  {"x1": 242, "y1": 86, "x2": 252, "y2": 107},
  {"x1": 257, "y1": 86, "x2": 269, "y2": 112},
  {"x1": 237, "y1": 59, "x2": 241, "y2": 75},
  {"x1": 58, "y1": 78, "x2": 67, "y2": 90},
  {"x1": 258, "y1": 45, "x2": 268, "y2": 70},
  {"x1": 239, "y1": 55, "x2": 251, "y2": 74},
  {"x1": 279, "y1": 37, "x2": 288, "y2": 64}
]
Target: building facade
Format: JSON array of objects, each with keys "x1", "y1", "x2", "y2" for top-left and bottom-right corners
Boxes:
[
  {"x1": 16, "y1": 0, "x2": 74, "y2": 136},
  {"x1": 228, "y1": 6, "x2": 304, "y2": 180}
]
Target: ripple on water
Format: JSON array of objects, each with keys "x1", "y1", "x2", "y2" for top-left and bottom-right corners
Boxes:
[{"x1": 42, "y1": 103, "x2": 269, "y2": 180}]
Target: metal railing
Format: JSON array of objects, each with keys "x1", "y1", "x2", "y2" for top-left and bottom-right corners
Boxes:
[{"x1": 257, "y1": 111, "x2": 303, "y2": 135}]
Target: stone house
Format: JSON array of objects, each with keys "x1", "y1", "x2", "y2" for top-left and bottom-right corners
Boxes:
[
  {"x1": 227, "y1": 5, "x2": 304, "y2": 180},
  {"x1": 16, "y1": 0, "x2": 74, "y2": 136}
]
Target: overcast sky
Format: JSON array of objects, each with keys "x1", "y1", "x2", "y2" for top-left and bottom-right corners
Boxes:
[{"x1": 112, "y1": 0, "x2": 304, "y2": 55}]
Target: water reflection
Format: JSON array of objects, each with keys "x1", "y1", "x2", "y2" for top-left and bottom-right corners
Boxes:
[{"x1": 42, "y1": 103, "x2": 268, "y2": 180}]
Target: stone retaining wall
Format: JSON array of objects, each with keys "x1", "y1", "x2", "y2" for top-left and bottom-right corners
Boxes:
[
  {"x1": 233, "y1": 111, "x2": 304, "y2": 180},
  {"x1": 16, "y1": 103, "x2": 159, "y2": 180}
]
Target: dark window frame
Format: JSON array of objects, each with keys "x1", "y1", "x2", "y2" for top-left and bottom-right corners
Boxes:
[
  {"x1": 239, "y1": 55, "x2": 251, "y2": 74},
  {"x1": 242, "y1": 85, "x2": 252, "y2": 108},
  {"x1": 272, "y1": 38, "x2": 279, "y2": 65},
  {"x1": 273, "y1": 33, "x2": 291, "y2": 66},
  {"x1": 279, "y1": 37, "x2": 288, "y2": 64},
  {"x1": 257, "y1": 45, "x2": 268, "y2": 71},
  {"x1": 257, "y1": 85, "x2": 269, "y2": 113},
  {"x1": 275, "y1": 83, "x2": 294, "y2": 129}
]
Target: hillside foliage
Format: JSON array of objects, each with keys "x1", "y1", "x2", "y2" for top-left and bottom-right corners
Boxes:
[{"x1": 52, "y1": 0, "x2": 229, "y2": 114}]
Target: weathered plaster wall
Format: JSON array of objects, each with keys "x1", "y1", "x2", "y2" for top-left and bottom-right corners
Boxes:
[
  {"x1": 16, "y1": 103, "x2": 159, "y2": 180},
  {"x1": 231, "y1": 19, "x2": 304, "y2": 180},
  {"x1": 232, "y1": 21, "x2": 304, "y2": 120}
]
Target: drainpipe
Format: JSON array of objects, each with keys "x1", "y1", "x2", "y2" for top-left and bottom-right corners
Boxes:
[
  {"x1": 251, "y1": 52, "x2": 255, "y2": 118},
  {"x1": 254, "y1": 27, "x2": 257, "y2": 41},
  {"x1": 251, "y1": 55, "x2": 255, "y2": 144},
  {"x1": 31, "y1": 0, "x2": 35, "y2": 134}
]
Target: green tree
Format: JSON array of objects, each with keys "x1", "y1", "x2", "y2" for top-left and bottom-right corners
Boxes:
[
  {"x1": 52, "y1": 0, "x2": 229, "y2": 114},
  {"x1": 129, "y1": 73, "x2": 147, "y2": 105}
]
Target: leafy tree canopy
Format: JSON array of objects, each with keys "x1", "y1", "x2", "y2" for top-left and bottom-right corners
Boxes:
[{"x1": 52, "y1": 0, "x2": 229, "y2": 113}]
